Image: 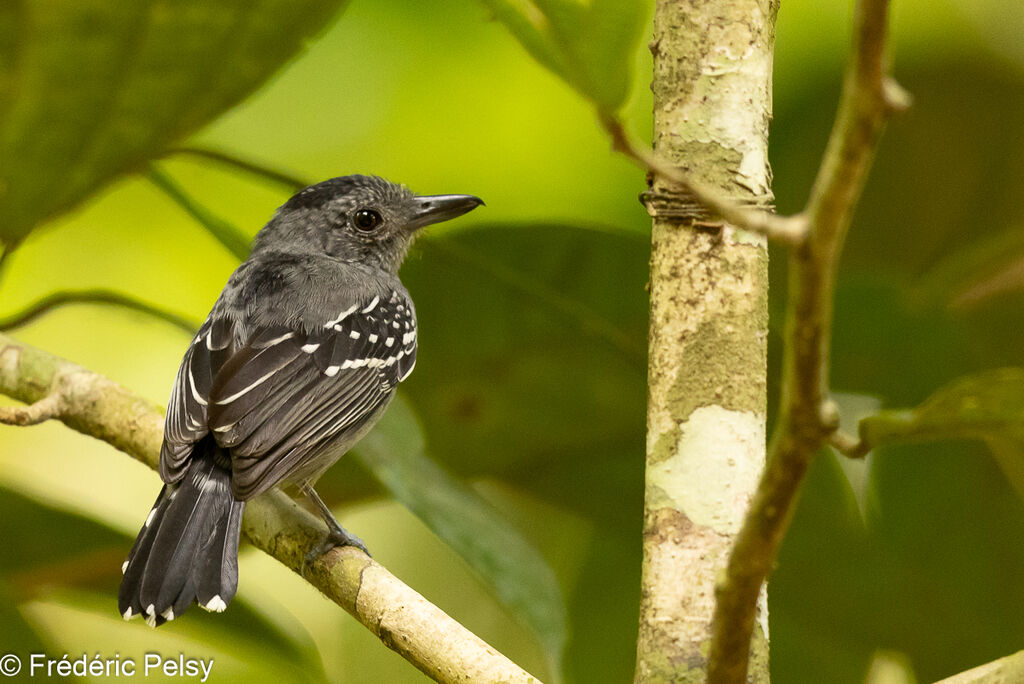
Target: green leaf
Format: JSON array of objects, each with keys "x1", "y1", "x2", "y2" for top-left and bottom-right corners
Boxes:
[
  {"x1": 400, "y1": 225, "x2": 647, "y2": 517},
  {"x1": 478, "y1": 0, "x2": 649, "y2": 113},
  {"x1": 0, "y1": 578, "x2": 68, "y2": 682},
  {"x1": 860, "y1": 368, "x2": 1024, "y2": 499},
  {"x1": 25, "y1": 589, "x2": 327, "y2": 683},
  {"x1": 0, "y1": 485, "x2": 322, "y2": 678},
  {"x1": 354, "y1": 395, "x2": 567, "y2": 672},
  {"x1": 0, "y1": 0, "x2": 349, "y2": 245}
]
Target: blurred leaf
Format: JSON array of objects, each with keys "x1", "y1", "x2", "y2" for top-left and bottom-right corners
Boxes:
[
  {"x1": 401, "y1": 225, "x2": 647, "y2": 523},
  {"x1": 477, "y1": 0, "x2": 649, "y2": 113},
  {"x1": 830, "y1": 391, "x2": 881, "y2": 520},
  {"x1": 0, "y1": 485, "x2": 128, "y2": 576},
  {"x1": 0, "y1": 578, "x2": 68, "y2": 682},
  {"x1": 397, "y1": 223, "x2": 646, "y2": 682},
  {"x1": 864, "y1": 439, "x2": 1024, "y2": 682},
  {"x1": 864, "y1": 651, "x2": 917, "y2": 684},
  {"x1": 0, "y1": 485, "x2": 322, "y2": 677},
  {"x1": 354, "y1": 395, "x2": 567, "y2": 672},
  {"x1": 950, "y1": 0, "x2": 1024, "y2": 72},
  {"x1": 911, "y1": 222, "x2": 1024, "y2": 313},
  {"x1": 860, "y1": 369, "x2": 1024, "y2": 499},
  {"x1": 0, "y1": 0, "x2": 349, "y2": 245},
  {"x1": 27, "y1": 589, "x2": 327, "y2": 684}
]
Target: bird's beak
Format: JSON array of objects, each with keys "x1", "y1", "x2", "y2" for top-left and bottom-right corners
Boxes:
[{"x1": 407, "y1": 194, "x2": 484, "y2": 230}]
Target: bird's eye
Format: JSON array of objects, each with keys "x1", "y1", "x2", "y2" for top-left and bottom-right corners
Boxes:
[{"x1": 352, "y1": 209, "x2": 382, "y2": 231}]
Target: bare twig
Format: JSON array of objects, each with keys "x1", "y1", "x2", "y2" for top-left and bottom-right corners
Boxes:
[
  {"x1": 146, "y1": 164, "x2": 252, "y2": 261},
  {"x1": 165, "y1": 146, "x2": 308, "y2": 191},
  {"x1": 828, "y1": 430, "x2": 870, "y2": 459},
  {"x1": 706, "y1": 0, "x2": 905, "y2": 681},
  {"x1": 0, "y1": 332, "x2": 540, "y2": 684},
  {"x1": 0, "y1": 289, "x2": 199, "y2": 334},
  {"x1": 0, "y1": 392, "x2": 63, "y2": 426},
  {"x1": 602, "y1": 116, "x2": 808, "y2": 244}
]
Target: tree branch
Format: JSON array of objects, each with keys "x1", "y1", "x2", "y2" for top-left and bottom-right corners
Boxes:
[
  {"x1": 0, "y1": 289, "x2": 199, "y2": 334},
  {"x1": 634, "y1": 0, "x2": 775, "y2": 680},
  {"x1": 707, "y1": 0, "x2": 905, "y2": 681},
  {"x1": 0, "y1": 332, "x2": 540, "y2": 684},
  {"x1": 603, "y1": 116, "x2": 808, "y2": 245},
  {"x1": 0, "y1": 392, "x2": 63, "y2": 426}
]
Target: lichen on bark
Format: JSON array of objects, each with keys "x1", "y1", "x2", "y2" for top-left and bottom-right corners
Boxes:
[{"x1": 636, "y1": 1, "x2": 777, "y2": 682}]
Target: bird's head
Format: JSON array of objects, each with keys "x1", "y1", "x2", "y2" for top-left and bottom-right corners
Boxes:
[{"x1": 253, "y1": 175, "x2": 483, "y2": 273}]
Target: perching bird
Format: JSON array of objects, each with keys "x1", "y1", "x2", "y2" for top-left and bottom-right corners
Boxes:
[{"x1": 119, "y1": 175, "x2": 482, "y2": 627}]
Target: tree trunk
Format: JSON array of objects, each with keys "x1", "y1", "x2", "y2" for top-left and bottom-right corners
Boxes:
[{"x1": 635, "y1": 1, "x2": 777, "y2": 681}]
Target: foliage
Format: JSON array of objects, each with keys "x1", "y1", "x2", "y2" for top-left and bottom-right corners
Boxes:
[
  {"x1": 0, "y1": 0, "x2": 1023, "y2": 682},
  {"x1": 478, "y1": 0, "x2": 650, "y2": 113},
  {"x1": 0, "y1": 0, "x2": 348, "y2": 247}
]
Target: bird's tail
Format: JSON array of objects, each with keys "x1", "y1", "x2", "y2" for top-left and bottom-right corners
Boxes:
[{"x1": 119, "y1": 439, "x2": 244, "y2": 626}]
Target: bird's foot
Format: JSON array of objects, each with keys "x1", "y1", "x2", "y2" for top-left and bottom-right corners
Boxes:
[{"x1": 303, "y1": 527, "x2": 370, "y2": 574}]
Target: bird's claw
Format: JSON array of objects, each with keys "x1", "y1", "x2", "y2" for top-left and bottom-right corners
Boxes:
[{"x1": 302, "y1": 529, "x2": 370, "y2": 575}]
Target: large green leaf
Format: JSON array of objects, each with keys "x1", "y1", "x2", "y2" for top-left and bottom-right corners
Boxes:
[
  {"x1": 0, "y1": 485, "x2": 323, "y2": 678},
  {"x1": 401, "y1": 225, "x2": 648, "y2": 522},
  {"x1": 859, "y1": 368, "x2": 1024, "y2": 499},
  {"x1": 354, "y1": 395, "x2": 567, "y2": 673},
  {"x1": 0, "y1": 0, "x2": 348, "y2": 245},
  {"x1": 400, "y1": 223, "x2": 647, "y2": 681},
  {"x1": 477, "y1": 0, "x2": 650, "y2": 113}
]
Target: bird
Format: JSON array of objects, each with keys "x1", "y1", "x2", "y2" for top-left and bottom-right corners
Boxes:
[{"x1": 119, "y1": 175, "x2": 483, "y2": 627}]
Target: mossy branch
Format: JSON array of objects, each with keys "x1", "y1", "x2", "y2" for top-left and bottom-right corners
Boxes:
[{"x1": 0, "y1": 332, "x2": 540, "y2": 684}]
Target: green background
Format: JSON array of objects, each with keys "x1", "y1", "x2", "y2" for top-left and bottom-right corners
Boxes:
[{"x1": 1, "y1": 0, "x2": 1023, "y2": 682}]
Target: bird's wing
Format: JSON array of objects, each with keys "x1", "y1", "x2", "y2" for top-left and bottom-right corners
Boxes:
[
  {"x1": 207, "y1": 290, "x2": 417, "y2": 500},
  {"x1": 160, "y1": 316, "x2": 235, "y2": 483}
]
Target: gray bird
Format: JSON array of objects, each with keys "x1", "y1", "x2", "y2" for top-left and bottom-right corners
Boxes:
[{"x1": 119, "y1": 175, "x2": 483, "y2": 626}]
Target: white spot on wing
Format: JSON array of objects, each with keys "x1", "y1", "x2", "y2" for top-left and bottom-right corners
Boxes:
[
  {"x1": 161, "y1": 607, "x2": 175, "y2": 621},
  {"x1": 385, "y1": 337, "x2": 394, "y2": 347},
  {"x1": 123, "y1": 607, "x2": 134, "y2": 620},
  {"x1": 368, "y1": 334, "x2": 379, "y2": 343},
  {"x1": 325, "y1": 304, "x2": 358, "y2": 328},
  {"x1": 145, "y1": 508, "x2": 157, "y2": 528},
  {"x1": 361, "y1": 295, "x2": 380, "y2": 313},
  {"x1": 349, "y1": 330, "x2": 360, "y2": 339},
  {"x1": 301, "y1": 343, "x2": 320, "y2": 353},
  {"x1": 325, "y1": 366, "x2": 340, "y2": 377},
  {"x1": 122, "y1": 559, "x2": 129, "y2": 575}
]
